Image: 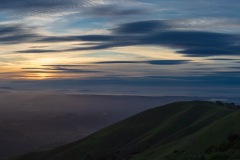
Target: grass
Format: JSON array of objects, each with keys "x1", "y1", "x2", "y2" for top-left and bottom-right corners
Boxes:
[{"x1": 12, "y1": 101, "x2": 240, "y2": 160}]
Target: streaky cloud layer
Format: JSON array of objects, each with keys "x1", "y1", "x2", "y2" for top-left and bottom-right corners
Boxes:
[{"x1": 0, "y1": 0, "x2": 239, "y2": 96}]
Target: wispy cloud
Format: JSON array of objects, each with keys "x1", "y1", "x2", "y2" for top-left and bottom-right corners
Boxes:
[
  {"x1": 21, "y1": 66, "x2": 100, "y2": 74},
  {"x1": 0, "y1": 0, "x2": 150, "y2": 19},
  {"x1": 0, "y1": 24, "x2": 41, "y2": 44}
]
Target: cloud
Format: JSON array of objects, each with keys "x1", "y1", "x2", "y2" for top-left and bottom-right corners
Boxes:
[
  {"x1": 0, "y1": 0, "x2": 94, "y2": 16},
  {"x1": 147, "y1": 60, "x2": 190, "y2": 65},
  {"x1": 0, "y1": 24, "x2": 42, "y2": 44},
  {"x1": 112, "y1": 20, "x2": 170, "y2": 34},
  {"x1": 21, "y1": 66, "x2": 100, "y2": 74},
  {"x1": 216, "y1": 71, "x2": 240, "y2": 75},
  {"x1": 209, "y1": 58, "x2": 240, "y2": 61},
  {"x1": 42, "y1": 64, "x2": 88, "y2": 67},
  {"x1": 0, "y1": 24, "x2": 24, "y2": 35},
  {"x1": 228, "y1": 67, "x2": 240, "y2": 69},
  {"x1": 0, "y1": 24, "x2": 112, "y2": 45},
  {"x1": 82, "y1": 3, "x2": 150, "y2": 17},
  {"x1": 66, "y1": 20, "x2": 240, "y2": 57},
  {"x1": 8, "y1": 20, "x2": 240, "y2": 57},
  {"x1": 38, "y1": 35, "x2": 114, "y2": 43},
  {"x1": 0, "y1": 0, "x2": 149, "y2": 19},
  {"x1": 169, "y1": 18, "x2": 240, "y2": 33},
  {"x1": 95, "y1": 61, "x2": 139, "y2": 64},
  {"x1": 17, "y1": 49, "x2": 58, "y2": 53},
  {"x1": 95, "y1": 60, "x2": 190, "y2": 65},
  {"x1": 177, "y1": 47, "x2": 240, "y2": 57},
  {"x1": 11, "y1": 74, "x2": 240, "y2": 89}
]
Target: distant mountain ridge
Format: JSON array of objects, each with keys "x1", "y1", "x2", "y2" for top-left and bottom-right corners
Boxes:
[{"x1": 12, "y1": 101, "x2": 240, "y2": 160}]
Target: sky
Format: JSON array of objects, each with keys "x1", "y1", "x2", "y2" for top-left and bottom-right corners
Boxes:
[{"x1": 0, "y1": 0, "x2": 240, "y2": 96}]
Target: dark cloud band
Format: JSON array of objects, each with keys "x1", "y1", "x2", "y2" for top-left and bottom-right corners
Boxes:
[
  {"x1": 4, "y1": 20, "x2": 240, "y2": 57},
  {"x1": 95, "y1": 60, "x2": 190, "y2": 65}
]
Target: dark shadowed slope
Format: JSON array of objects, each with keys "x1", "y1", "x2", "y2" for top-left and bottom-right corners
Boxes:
[
  {"x1": 1, "y1": 92, "x2": 199, "y2": 159},
  {"x1": 13, "y1": 101, "x2": 240, "y2": 160}
]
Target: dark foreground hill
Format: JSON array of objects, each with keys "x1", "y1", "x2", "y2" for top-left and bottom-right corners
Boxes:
[{"x1": 13, "y1": 101, "x2": 240, "y2": 160}]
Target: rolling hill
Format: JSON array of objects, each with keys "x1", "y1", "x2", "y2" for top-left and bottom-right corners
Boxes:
[{"x1": 12, "y1": 101, "x2": 240, "y2": 160}]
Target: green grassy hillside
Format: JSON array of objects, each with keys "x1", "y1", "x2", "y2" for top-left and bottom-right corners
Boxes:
[{"x1": 13, "y1": 101, "x2": 240, "y2": 160}]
